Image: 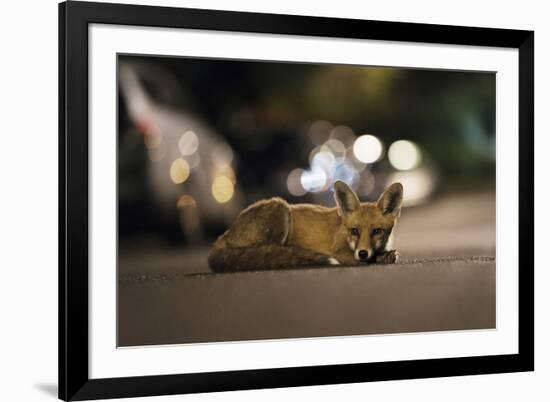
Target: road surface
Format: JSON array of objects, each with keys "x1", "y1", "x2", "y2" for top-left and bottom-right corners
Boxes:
[{"x1": 118, "y1": 192, "x2": 496, "y2": 346}]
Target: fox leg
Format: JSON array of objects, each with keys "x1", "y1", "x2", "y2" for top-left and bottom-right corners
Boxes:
[{"x1": 375, "y1": 249, "x2": 400, "y2": 264}]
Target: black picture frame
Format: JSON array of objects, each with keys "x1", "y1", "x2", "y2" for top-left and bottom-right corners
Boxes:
[{"x1": 59, "y1": 1, "x2": 534, "y2": 400}]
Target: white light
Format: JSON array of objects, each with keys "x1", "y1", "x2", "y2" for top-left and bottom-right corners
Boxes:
[
  {"x1": 353, "y1": 135, "x2": 383, "y2": 163},
  {"x1": 287, "y1": 168, "x2": 307, "y2": 196},
  {"x1": 344, "y1": 148, "x2": 367, "y2": 172},
  {"x1": 332, "y1": 162, "x2": 359, "y2": 189},
  {"x1": 311, "y1": 151, "x2": 336, "y2": 173},
  {"x1": 387, "y1": 168, "x2": 434, "y2": 206},
  {"x1": 308, "y1": 145, "x2": 322, "y2": 164},
  {"x1": 301, "y1": 168, "x2": 328, "y2": 193},
  {"x1": 178, "y1": 130, "x2": 199, "y2": 156},
  {"x1": 388, "y1": 140, "x2": 422, "y2": 171}
]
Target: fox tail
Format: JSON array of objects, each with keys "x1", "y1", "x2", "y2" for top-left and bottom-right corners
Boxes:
[{"x1": 208, "y1": 244, "x2": 333, "y2": 273}]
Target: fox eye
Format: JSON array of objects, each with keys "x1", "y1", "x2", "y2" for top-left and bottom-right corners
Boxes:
[
  {"x1": 372, "y1": 228, "x2": 384, "y2": 236},
  {"x1": 350, "y1": 228, "x2": 360, "y2": 236}
]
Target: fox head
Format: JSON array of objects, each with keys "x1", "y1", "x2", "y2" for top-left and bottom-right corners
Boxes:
[{"x1": 333, "y1": 180, "x2": 403, "y2": 262}]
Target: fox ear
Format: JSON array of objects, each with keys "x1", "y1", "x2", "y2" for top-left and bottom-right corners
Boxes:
[
  {"x1": 377, "y1": 183, "x2": 403, "y2": 217},
  {"x1": 334, "y1": 181, "x2": 360, "y2": 216}
]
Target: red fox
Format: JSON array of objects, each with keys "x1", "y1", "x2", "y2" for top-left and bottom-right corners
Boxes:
[{"x1": 208, "y1": 181, "x2": 403, "y2": 272}]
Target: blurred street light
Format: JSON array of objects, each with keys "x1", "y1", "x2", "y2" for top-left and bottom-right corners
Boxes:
[
  {"x1": 388, "y1": 140, "x2": 422, "y2": 171},
  {"x1": 353, "y1": 135, "x2": 384, "y2": 163}
]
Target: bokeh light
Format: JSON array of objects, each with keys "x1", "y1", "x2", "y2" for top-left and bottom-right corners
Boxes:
[
  {"x1": 215, "y1": 166, "x2": 236, "y2": 184},
  {"x1": 186, "y1": 152, "x2": 201, "y2": 169},
  {"x1": 308, "y1": 120, "x2": 333, "y2": 145},
  {"x1": 169, "y1": 158, "x2": 190, "y2": 184},
  {"x1": 388, "y1": 140, "x2": 422, "y2": 171},
  {"x1": 178, "y1": 130, "x2": 199, "y2": 156},
  {"x1": 177, "y1": 195, "x2": 200, "y2": 239},
  {"x1": 329, "y1": 125, "x2": 356, "y2": 147},
  {"x1": 148, "y1": 140, "x2": 167, "y2": 162},
  {"x1": 144, "y1": 125, "x2": 163, "y2": 149},
  {"x1": 308, "y1": 145, "x2": 322, "y2": 164},
  {"x1": 344, "y1": 148, "x2": 367, "y2": 172},
  {"x1": 287, "y1": 168, "x2": 307, "y2": 196},
  {"x1": 353, "y1": 135, "x2": 384, "y2": 163},
  {"x1": 212, "y1": 175, "x2": 235, "y2": 203},
  {"x1": 212, "y1": 143, "x2": 234, "y2": 168},
  {"x1": 311, "y1": 151, "x2": 337, "y2": 174},
  {"x1": 300, "y1": 168, "x2": 328, "y2": 193},
  {"x1": 387, "y1": 168, "x2": 434, "y2": 206},
  {"x1": 332, "y1": 161, "x2": 359, "y2": 190},
  {"x1": 117, "y1": 58, "x2": 497, "y2": 256},
  {"x1": 322, "y1": 139, "x2": 346, "y2": 158},
  {"x1": 176, "y1": 194, "x2": 197, "y2": 208}
]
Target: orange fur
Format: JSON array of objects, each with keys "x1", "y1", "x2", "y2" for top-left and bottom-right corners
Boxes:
[{"x1": 208, "y1": 181, "x2": 403, "y2": 272}]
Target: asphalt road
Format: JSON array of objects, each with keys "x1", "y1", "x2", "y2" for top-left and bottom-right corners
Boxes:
[{"x1": 118, "y1": 192, "x2": 496, "y2": 346}]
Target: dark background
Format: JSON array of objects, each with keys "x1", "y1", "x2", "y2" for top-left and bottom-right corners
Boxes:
[{"x1": 118, "y1": 55, "x2": 495, "y2": 250}]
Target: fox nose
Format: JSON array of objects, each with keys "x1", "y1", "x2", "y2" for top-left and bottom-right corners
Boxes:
[{"x1": 358, "y1": 250, "x2": 369, "y2": 260}]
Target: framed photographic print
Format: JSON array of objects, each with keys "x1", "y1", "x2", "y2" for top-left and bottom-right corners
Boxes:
[{"x1": 59, "y1": 1, "x2": 534, "y2": 400}]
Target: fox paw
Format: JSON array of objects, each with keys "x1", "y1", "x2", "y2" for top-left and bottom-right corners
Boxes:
[
  {"x1": 376, "y1": 250, "x2": 399, "y2": 264},
  {"x1": 327, "y1": 257, "x2": 340, "y2": 265}
]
